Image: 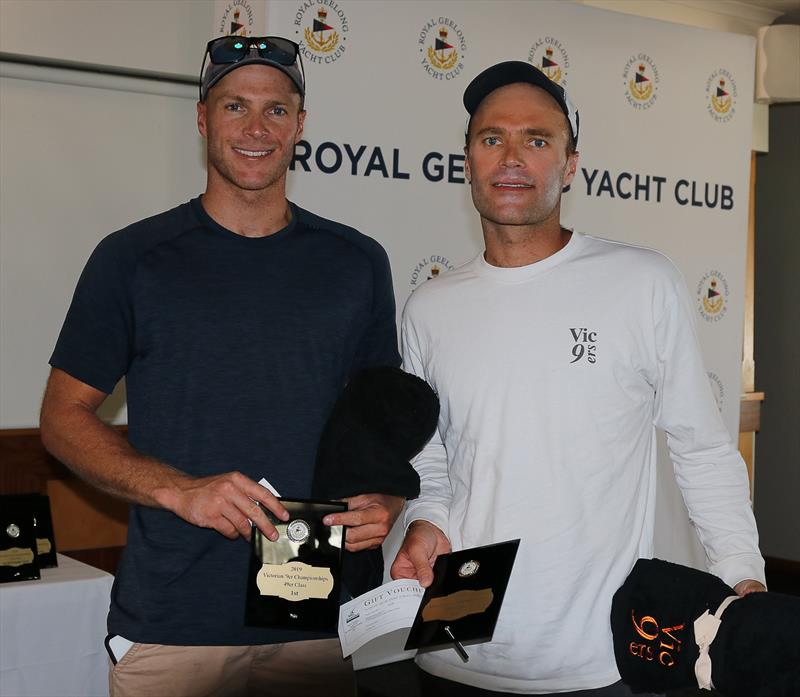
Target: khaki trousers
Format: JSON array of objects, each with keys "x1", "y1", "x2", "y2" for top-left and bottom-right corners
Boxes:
[{"x1": 109, "y1": 638, "x2": 355, "y2": 697}]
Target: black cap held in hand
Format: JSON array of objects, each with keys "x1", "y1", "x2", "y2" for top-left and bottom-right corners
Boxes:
[{"x1": 312, "y1": 367, "x2": 440, "y2": 500}]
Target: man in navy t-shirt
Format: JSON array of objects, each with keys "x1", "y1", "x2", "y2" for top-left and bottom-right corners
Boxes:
[{"x1": 40, "y1": 36, "x2": 400, "y2": 697}]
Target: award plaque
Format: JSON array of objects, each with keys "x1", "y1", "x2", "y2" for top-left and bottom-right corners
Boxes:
[
  {"x1": 404, "y1": 539, "x2": 520, "y2": 658},
  {"x1": 245, "y1": 498, "x2": 347, "y2": 632},
  {"x1": 32, "y1": 494, "x2": 58, "y2": 568},
  {"x1": 3, "y1": 494, "x2": 58, "y2": 568},
  {"x1": 0, "y1": 497, "x2": 41, "y2": 583}
]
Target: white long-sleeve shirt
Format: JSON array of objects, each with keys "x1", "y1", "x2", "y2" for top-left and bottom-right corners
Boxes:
[{"x1": 401, "y1": 231, "x2": 764, "y2": 694}]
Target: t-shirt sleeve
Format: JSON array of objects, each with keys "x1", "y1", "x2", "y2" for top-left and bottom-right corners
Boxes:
[
  {"x1": 49, "y1": 234, "x2": 136, "y2": 394},
  {"x1": 350, "y1": 241, "x2": 401, "y2": 373}
]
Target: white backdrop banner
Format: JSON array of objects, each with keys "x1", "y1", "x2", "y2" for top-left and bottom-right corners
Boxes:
[{"x1": 254, "y1": 1, "x2": 755, "y2": 571}]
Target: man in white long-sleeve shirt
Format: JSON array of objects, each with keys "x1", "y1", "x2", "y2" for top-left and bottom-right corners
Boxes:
[{"x1": 390, "y1": 61, "x2": 765, "y2": 696}]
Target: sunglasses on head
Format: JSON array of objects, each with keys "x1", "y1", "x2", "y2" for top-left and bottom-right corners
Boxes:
[
  {"x1": 199, "y1": 36, "x2": 303, "y2": 100},
  {"x1": 206, "y1": 35, "x2": 299, "y2": 65}
]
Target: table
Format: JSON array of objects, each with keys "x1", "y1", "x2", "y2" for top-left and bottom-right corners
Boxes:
[{"x1": 0, "y1": 554, "x2": 113, "y2": 697}]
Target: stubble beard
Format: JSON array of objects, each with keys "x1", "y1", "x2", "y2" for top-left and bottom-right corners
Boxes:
[
  {"x1": 207, "y1": 139, "x2": 295, "y2": 194},
  {"x1": 471, "y1": 177, "x2": 564, "y2": 229}
]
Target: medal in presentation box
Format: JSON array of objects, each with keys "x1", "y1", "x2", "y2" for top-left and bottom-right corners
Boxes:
[
  {"x1": 245, "y1": 499, "x2": 347, "y2": 632},
  {"x1": 405, "y1": 539, "x2": 520, "y2": 659}
]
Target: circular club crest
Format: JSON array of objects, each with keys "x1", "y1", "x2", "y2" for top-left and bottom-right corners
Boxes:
[
  {"x1": 286, "y1": 518, "x2": 311, "y2": 543},
  {"x1": 295, "y1": 2, "x2": 349, "y2": 64},
  {"x1": 419, "y1": 17, "x2": 467, "y2": 81},
  {"x1": 706, "y1": 69, "x2": 737, "y2": 123},
  {"x1": 458, "y1": 560, "x2": 480, "y2": 578},
  {"x1": 409, "y1": 254, "x2": 455, "y2": 288},
  {"x1": 707, "y1": 371, "x2": 725, "y2": 412},
  {"x1": 696, "y1": 270, "x2": 730, "y2": 322},
  {"x1": 217, "y1": 1, "x2": 256, "y2": 37},
  {"x1": 528, "y1": 36, "x2": 570, "y2": 86},
  {"x1": 623, "y1": 53, "x2": 659, "y2": 109},
  {"x1": 6, "y1": 523, "x2": 20, "y2": 539}
]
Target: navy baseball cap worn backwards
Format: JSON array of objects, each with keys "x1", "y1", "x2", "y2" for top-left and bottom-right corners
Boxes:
[{"x1": 463, "y1": 61, "x2": 579, "y2": 146}]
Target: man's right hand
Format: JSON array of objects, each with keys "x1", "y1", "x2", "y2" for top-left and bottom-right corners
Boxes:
[
  {"x1": 163, "y1": 471, "x2": 289, "y2": 542},
  {"x1": 390, "y1": 520, "x2": 451, "y2": 588}
]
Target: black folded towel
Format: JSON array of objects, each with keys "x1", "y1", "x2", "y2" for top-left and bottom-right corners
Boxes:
[{"x1": 611, "y1": 558, "x2": 800, "y2": 696}]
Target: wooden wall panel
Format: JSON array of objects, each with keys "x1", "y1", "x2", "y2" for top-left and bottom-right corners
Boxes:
[{"x1": 46, "y1": 478, "x2": 128, "y2": 550}]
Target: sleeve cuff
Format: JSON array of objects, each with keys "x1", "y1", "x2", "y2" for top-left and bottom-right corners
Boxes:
[
  {"x1": 403, "y1": 501, "x2": 449, "y2": 539},
  {"x1": 711, "y1": 553, "x2": 767, "y2": 589}
]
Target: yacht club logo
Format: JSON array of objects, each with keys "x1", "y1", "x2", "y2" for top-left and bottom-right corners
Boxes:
[
  {"x1": 419, "y1": 17, "x2": 467, "y2": 81},
  {"x1": 410, "y1": 254, "x2": 455, "y2": 288},
  {"x1": 697, "y1": 270, "x2": 729, "y2": 322},
  {"x1": 217, "y1": 1, "x2": 256, "y2": 37},
  {"x1": 623, "y1": 53, "x2": 659, "y2": 109},
  {"x1": 294, "y1": 1, "x2": 349, "y2": 64},
  {"x1": 706, "y1": 69, "x2": 738, "y2": 123},
  {"x1": 528, "y1": 36, "x2": 570, "y2": 86}
]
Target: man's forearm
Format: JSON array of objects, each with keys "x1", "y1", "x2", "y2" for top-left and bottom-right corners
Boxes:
[
  {"x1": 40, "y1": 400, "x2": 189, "y2": 510},
  {"x1": 40, "y1": 368, "x2": 287, "y2": 540}
]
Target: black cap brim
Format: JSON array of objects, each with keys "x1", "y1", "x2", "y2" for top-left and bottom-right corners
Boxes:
[
  {"x1": 201, "y1": 57, "x2": 305, "y2": 102},
  {"x1": 463, "y1": 60, "x2": 578, "y2": 145}
]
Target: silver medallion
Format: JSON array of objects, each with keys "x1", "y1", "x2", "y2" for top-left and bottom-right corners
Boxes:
[
  {"x1": 6, "y1": 523, "x2": 21, "y2": 539},
  {"x1": 458, "y1": 559, "x2": 480, "y2": 578},
  {"x1": 286, "y1": 519, "x2": 311, "y2": 543}
]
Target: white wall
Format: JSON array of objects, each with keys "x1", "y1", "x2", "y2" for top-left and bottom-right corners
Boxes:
[
  {"x1": 579, "y1": 0, "x2": 782, "y2": 35},
  {"x1": 0, "y1": 0, "x2": 213, "y2": 76},
  {"x1": 0, "y1": 0, "x2": 214, "y2": 427}
]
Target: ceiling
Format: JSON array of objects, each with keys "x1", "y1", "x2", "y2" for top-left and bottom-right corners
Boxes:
[
  {"x1": 745, "y1": 0, "x2": 800, "y2": 10},
  {"x1": 672, "y1": 0, "x2": 800, "y2": 26},
  {"x1": 744, "y1": 0, "x2": 800, "y2": 21}
]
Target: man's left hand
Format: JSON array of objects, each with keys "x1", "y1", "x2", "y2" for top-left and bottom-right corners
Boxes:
[
  {"x1": 733, "y1": 579, "x2": 766, "y2": 596},
  {"x1": 323, "y1": 494, "x2": 405, "y2": 552}
]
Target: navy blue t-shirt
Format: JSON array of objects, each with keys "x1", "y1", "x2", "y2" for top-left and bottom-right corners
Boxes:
[{"x1": 50, "y1": 197, "x2": 400, "y2": 645}]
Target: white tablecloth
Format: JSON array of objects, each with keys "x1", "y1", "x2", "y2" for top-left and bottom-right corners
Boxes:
[{"x1": 0, "y1": 554, "x2": 113, "y2": 697}]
